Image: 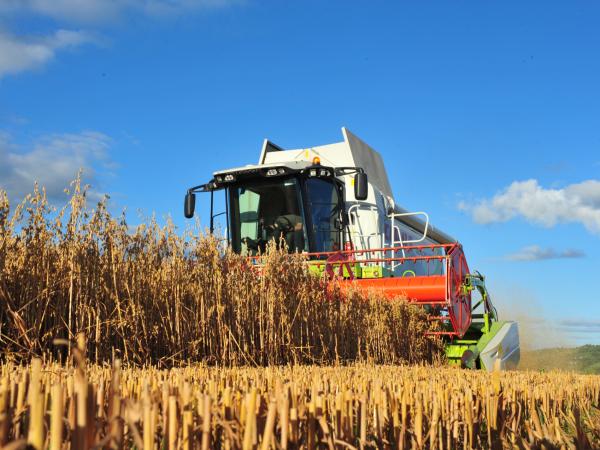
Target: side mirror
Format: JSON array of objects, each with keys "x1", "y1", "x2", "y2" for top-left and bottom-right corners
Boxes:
[
  {"x1": 354, "y1": 172, "x2": 368, "y2": 200},
  {"x1": 184, "y1": 191, "x2": 196, "y2": 218}
]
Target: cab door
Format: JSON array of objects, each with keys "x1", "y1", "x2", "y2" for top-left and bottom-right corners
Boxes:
[{"x1": 304, "y1": 178, "x2": 342, "y2": 253}]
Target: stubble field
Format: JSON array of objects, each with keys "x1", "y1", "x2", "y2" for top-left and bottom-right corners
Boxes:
[{"x1": 1, "y1": 182, "x2": 599, "y2": 449}]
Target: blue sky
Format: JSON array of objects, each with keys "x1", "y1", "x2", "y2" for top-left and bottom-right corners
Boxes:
[{"x1": 1, "y1": 1, "x2": 599, "y2": 347}]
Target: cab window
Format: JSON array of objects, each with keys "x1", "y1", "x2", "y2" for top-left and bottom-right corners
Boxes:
[
  {"x1": 229, "y1": 178, "x2": 307, "y2": 255},
  {"x1": 305, "y1": 178, "x2": 341, "y2": 252}
]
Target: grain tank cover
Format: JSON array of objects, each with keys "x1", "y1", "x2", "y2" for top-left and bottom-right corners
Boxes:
[
  {"x1": 259, "y1": 127, "x2": 456, "y2": 244},
  {"x1": 340, "y1": 128, "x2": 394, "y2": 200},
  {"x1": 260, "y1": 127, "x2": 394, "y2": 200}
]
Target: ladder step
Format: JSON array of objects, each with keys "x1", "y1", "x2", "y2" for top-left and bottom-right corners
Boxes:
[
  {"x1": 425, "y1": 331, "x2": 460, "y2": 336},
  {"x1": 408, "y1": 300, "x2": 447, "y2": 306},
  {"x1": 427, "y1": 316, "x2": 450, "y2": 321}
]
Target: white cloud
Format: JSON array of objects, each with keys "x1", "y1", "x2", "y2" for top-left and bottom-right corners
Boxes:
[
  {"x1": 0, "y1": 0, "x2": 238, "y2": 23},
  {"x1": 557, "y1": 319, "x2": 600, "y2": 334},
  {"x1": 0, "y1": 131, "x2": 112, "y2": 201},
  {"x1": 504, "y1": 245, "x2": 585, "y2": 262},
  {"x1": 459, "y1": 179, "x2": 600, "y2": 234},
  {"x1": 0, "y1": 0, "x2": 121, "y2": 22},
  {"x1": 0, "y1": 0, "x2": 238, "y2": 77},
  {"x1": 138, "y1": 0, "x2": 240, "y2": 16},
  {"x1": 0, "y1": 29, "x2": 92, "y2": 79}
]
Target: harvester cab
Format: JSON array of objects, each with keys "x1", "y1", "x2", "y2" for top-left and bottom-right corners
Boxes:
[{"x1": 184, "y1": 127, "x2": 520, "y2": 370}]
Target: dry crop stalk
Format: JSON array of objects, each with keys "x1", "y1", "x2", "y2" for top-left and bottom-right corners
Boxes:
[
  {"x1": 0, "y1": 181, "x2": 442, "y2": 367},
  {"x1": 1, "y1": 183, "x2": 600, "y2": 449},
  {"x1": 10, "y1": 362, "x2": 594, "y2": 449}
]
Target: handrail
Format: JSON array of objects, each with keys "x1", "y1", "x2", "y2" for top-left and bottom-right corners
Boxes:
[
  {"x1": 306, "y1": 254, "x2": 448, "y2": 266},
  {"x1": 246, "y1": 242, "x2": 458, "y2": 261},
  {"x1": 347, "y1": 203, "x2": 384, "y2": 263},
  {"x1": 389, "y1": 211, "x2": 430, "y2": 244},
  {"x1": 248, "y1": 244, "x2": 454, "y2": 281},
  {"x1": 303, "y1": 242, "x2": 457, "y2": 257}
]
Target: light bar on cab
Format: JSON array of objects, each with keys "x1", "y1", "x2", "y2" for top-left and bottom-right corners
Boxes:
[
  {"x1": 265, "y1": 168, "x2": 286, "y2": 176},
  {"x1": 307, "y1": 167, "x2": 332, "y2": 177},
  {"x1": 214, "y1": 173, "x2": 236, "y2": 183}
]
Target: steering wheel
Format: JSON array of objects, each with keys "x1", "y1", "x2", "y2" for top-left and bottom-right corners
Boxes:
[{"x1": 273, "y1": 215, "x2": 294, "y2": 233}]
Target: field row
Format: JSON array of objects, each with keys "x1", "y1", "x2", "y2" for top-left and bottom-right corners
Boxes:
[{"x1": 1, "y1": 355, "x2": 599, "y2": 449}]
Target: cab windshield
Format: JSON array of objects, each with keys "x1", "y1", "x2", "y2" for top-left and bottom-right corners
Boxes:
[
  {"x1": 228, "y1": 175, "x2": 342, "y2": 255},
  {"x1": 229, "y1": 177, "x2": 307, "y2": 255}
]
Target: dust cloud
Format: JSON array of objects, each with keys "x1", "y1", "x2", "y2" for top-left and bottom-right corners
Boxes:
[{"x1": 488, "y1": 284, "x2": 576, "y2": 371}]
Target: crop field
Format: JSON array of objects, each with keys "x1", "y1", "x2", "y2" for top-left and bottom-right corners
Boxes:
[
  {"x1": 1, "y1": 183, "x2": 600, "y2": 449},
  {"x1": 0, "y1": 181, "x2": 440, "y2": 366},
  {"x1": 1, "y1": 352, "x2": 599, "y2": 450}
]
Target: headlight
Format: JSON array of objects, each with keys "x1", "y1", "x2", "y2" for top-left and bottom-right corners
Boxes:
[
  {"x1": 224, "y1": 174, "x2": 235, "y2": 182},
  {"x1": 266, "y1": 167, "x2": 286, "y2": 176}
]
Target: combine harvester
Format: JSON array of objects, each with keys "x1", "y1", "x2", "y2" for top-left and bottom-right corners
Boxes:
[{"x1": 184, "y1": 128, "x2": 520, "y2": 370}]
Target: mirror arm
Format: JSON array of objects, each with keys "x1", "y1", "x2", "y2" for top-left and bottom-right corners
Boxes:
[
  {"x1": 187, "y1": 178, "x2": 220, "y2": 194},
  {"x1": 209, "y1": 190, "x2": 214, "y2": 233},
  {"x1": 334, "y1": 167, "x2": 364, "y2": 176}
]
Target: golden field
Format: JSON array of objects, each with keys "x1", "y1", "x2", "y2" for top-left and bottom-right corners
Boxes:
[
  {"x1": 1, "y1": 182, "x2": 599, "y2": 449},
  {"x1": 1, "y1": 351, "x2": 599, "y2": 450}
]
